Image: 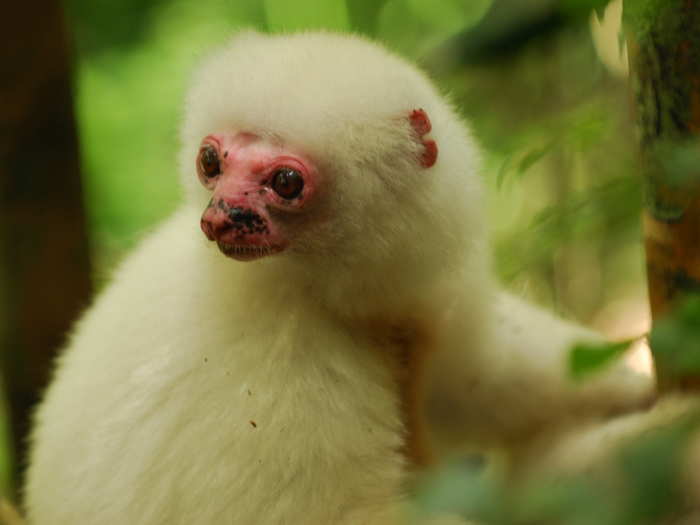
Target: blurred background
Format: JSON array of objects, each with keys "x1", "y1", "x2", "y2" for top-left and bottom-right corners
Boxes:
[{"x1": 0, "y1": 0, "x2": 651, "y2": 500}]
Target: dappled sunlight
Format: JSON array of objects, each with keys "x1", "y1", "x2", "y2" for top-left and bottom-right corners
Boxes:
[{"x1": 593, "y1": 297, "x2": 654, "y2": 377}]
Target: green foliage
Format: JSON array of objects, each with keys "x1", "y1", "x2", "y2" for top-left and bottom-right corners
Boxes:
[
  {"x1": 70, "y1": 1, "x2": 268, "y2": 267},
  {"x1": 614, "y1": 415, "x2": 697, "y2": 524},
  {"x1": 490, "y1": 94, "x2": 642, "y2": 296},
  {"x1": 376, "y1": 0, "x2": 491, "y2": 57},
  {"x1": 516, "y1": 140, "x2": 558, "y2": 176},
  {"x1": 65, "y1": 0, "x2": 267, "y2": 57},
  {"x1": 64, "y1": 0, "x2": 169, "y2": 57},
  {"x1": 414, "y1": 461, "x2": 502, "y2": 522},
  {"x1": 650, "y1": 295, "x2": 700, "y2": 378},
  {"x1": 346, "y1": 0, "x2": 390, "y2": 35},
  {"x1": 569, "y1": 339, "x2": 636, "y2": 380},
  {"x1": 415, "y1": 413, "x2": 700, "y2": 524},
  {"x1": 495, "y1": 175, "x2": 643, "y2": 281},
  {"x1": 560, "y1": 0, "x2": 610, "y2": 18},
  {"x1": 496, "y1": 103, "x2": 613, "y2": 188},
  {"x1": 623, "y1": 0, "x2": 676, "y2": 38},
  {"x1": 497, "y1": 139, "x2": 557, "y2": 189},
  {"x1": 264, "y1": 0, "x2": 350, "y2": 32}
]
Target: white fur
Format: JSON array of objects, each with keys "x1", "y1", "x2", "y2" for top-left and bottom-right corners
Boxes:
[
  {"x1": 27, "y1": 207, "x2": 410, "y2": 524},
  {"x1": 25, "y1": 31, "x2": 482, "y2": 525},
  {"x1": 24, "y1": 31, "x2": 651, "y2": 524}
]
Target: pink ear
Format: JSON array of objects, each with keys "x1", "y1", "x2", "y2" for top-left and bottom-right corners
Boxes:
[{"x1": 409, "y1": 109, "x2": 438, "y2": 168}]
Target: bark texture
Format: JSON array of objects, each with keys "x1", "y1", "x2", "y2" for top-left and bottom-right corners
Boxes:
[{"x1": 627, "y1": 0, "x2": 700, "y2": 390}]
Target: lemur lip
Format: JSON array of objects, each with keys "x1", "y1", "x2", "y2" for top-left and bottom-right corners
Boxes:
[{"x1": 216, "y1": 241, "x2": 285, "y2": 261}]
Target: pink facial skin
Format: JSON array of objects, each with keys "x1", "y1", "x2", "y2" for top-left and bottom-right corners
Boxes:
[
  {"x1": 198, "y1": 111, "x2": 436, "y2": 261},
  {"x1": 198, "y1": 132, "x2": 318, "y2": 261}
]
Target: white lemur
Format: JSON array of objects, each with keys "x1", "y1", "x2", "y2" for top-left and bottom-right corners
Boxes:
[{"x1": 23, "y1": 31, "x2": 652, "y2": 524}]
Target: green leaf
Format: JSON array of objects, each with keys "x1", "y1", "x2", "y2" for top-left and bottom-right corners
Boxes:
[
  {"x1": 495, "y1": 153, "x2": 513, "y2": 189},
  {"x1": 494, "y1": 175, "x2": 642, "y2": 282},
  {"x1": 517, "y1": 140, "x2": 557, "y2": 175},
  {"x1": 568, "y1": 112, "x2": 608, "y2": 151},
  {"x1": 263, "y1": 0, "x2": 350, "y2": 32},
  {"x1": 569, "y1": 339, "x2": 636, "y2": 380},
  {"x1": 376, "y1": 0, "x2": 492, "y2": 57}
]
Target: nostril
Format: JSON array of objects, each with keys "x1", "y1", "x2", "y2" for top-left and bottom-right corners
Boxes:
[
  {"x1": 227, "y1": 207, "x2": 259, "y2": 224},
  {"x1": 227, "y1": 207, "x2": 245, "y2": 222},
  {"x1": 202, "y1": 202, "x2": 266, "y2": 242},
  {"x1": 201, "y1": 207, "x2": 234, "y2": 241}
]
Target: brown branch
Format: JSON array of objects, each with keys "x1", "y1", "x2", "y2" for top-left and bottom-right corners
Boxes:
[
  {"x1": 627, "y1": 0, "x2": 700, "y2": 390},
  {"x1": 0, "y1": 0, "x2": 92, "y2": 495}
]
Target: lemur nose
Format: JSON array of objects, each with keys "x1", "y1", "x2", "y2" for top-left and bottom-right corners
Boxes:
[{"x1": 200, "y1": 200, "x2": 268, "y2": 242}]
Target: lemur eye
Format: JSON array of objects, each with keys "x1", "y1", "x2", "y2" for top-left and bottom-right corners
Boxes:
[
  {"x1": 198, "y1": 145, "x2": 221, "y2": 178},
  {"x1": 271, "y1": 168, "x2": 304, "y2": 200}
]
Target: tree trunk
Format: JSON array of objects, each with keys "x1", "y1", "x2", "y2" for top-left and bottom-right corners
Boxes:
[
  {"x1": 0, "y1": 0, "x2": 92, "y2": 495},
  {"x1": 627, "y1": 0, "x2": 700, "y2": 391}
]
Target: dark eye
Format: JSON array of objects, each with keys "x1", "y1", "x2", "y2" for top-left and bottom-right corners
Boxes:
[
  {"x1": 198, "y1": 145, "x2": 221, "y2": 178},
  {"x1": 271, "y1": 168, "x2": 304, "y2": 200}
]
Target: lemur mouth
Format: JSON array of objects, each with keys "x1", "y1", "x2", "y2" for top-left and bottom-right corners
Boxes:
[{"x1": 216, "y1": 241, "x2": 284, "y2": 261}]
